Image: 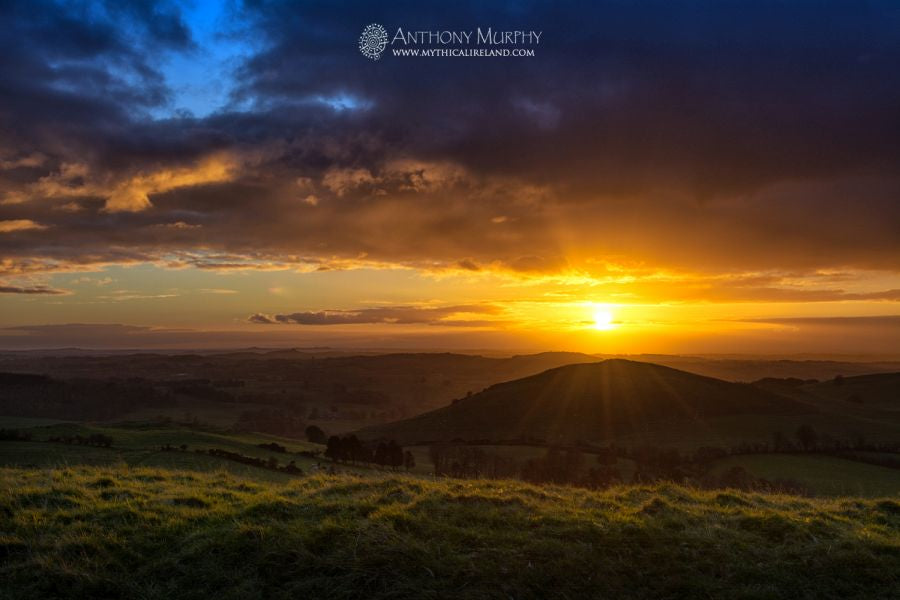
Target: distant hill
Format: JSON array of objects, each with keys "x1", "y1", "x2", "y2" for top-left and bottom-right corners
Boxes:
[
  {"x1": 358, "y1": 359, "x2": 810, "y2": 444},
  {"x1": 0, "y1": 350, "x2": 602, "y2": 418},
  {"x1": 602, "y1": 355, "x2": 900, "y2": 382},
  {"x1": 804, "y1": 372, "x2": 900, "y2": 409}
]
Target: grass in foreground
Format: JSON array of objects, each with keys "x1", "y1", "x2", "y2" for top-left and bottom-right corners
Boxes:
[{"x1": 2, "y1": 467, "x2": 899, "y2": 599}]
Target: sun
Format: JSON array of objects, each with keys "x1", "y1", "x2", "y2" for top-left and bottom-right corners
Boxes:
[{"x1": 593, "y1": 307, "x2": 616, "y2": 331}]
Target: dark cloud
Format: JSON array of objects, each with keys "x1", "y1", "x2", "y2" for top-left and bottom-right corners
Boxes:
[
  {"x1": 0, "y1": 322, "x2": 530, "y2": 350},
  {"x1": 1, "y1": 1, "x2": 900, "y2": 278},
  {"x1": 250, "y1": 305, "x2": 500, "y2": 326},
  {"x1": 741, "y1": 315, "x2": 900, "y2": 327},
  {"x1": 0, "y1": 284, "x2": 68, "y2": 295},
  {"x1": 4, "y1": 323, "x2": 154, "y2": 335}
]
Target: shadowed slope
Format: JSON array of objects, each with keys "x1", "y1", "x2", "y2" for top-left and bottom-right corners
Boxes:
[{"x1": 358, "y1": 359, "x2": 809, "y2": 444}]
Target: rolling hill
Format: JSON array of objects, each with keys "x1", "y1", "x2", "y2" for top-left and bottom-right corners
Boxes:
[
  {"x1": 358, "y1": 359, "x2": 811, "y2": 444},
  {"x1": 804, "y1": 372, "x2": 900, "y2": 409}
]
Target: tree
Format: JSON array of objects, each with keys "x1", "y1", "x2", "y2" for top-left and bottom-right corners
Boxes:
[
  {"x1": 772, "y1": 431, "x2": 789, "y2": 452},
  {"x1": 374, "y1": 442, "x2": 388, "y2": 467},
  {"x1": 403, "y1": 450, "x2": 416, "y2": 471},
  {"x1": 595, "y1": 446, "x2": 617, "y2": 466},
  {"x1": 719, "y1": 466, "x2": 752, "y2": 490},
  {"x1": 564, "y1": 448, "x2": 585, "y2": 479},
  {"x1": 305, "y1": 425, "x2": 327, "y2": 444},
  {"x1": 693, "y1": 446, "x2": 727, "y2": 463},
  {"x1": 585, "y1": 464, "x2": 620, "y2": 488},
  {"x1": 429, "y1": 443, "x2": 450, "y2": 475},
  {"x1": 386, "y1": 440, "x2": 403, "y2": 470},
  {"x1": 325, "y1": 436, "x2": 344, "y2": 462},
  {"x1": 343, "y1": 435, "x2": 364, "y2": 463},
  {"x1": 796, "y1": 424, "x2": 819, "y2": 451}
]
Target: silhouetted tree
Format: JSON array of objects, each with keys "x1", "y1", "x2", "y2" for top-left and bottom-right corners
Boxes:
[
  {"x1": 772, "y1": 430, "x2": 789, "y2": 452},
  {"x1": 385, "y1": 440, "x2": 403, "y2": 470},
  {"x1": 374, "y1": 441, "x2": 388, "y2": 467},
  {"x1": 429, "y1": 442, "x2": 451, "y2": 475},
  {"x1": 305, "y1": 425, "x2": 327, "y2": 444},
  {"x1": 595, "y1": 446, "x2": 617, "y2": 466},
  {"x1": 796, "y1": 424, "x2": 819, "y2": 451},
  {"x1": 585, "y1": 464, "x2": 620, "y2": 488},
  {"x1": 564, "y1": 449, "x2": 585, "y2": 479},
  {"x1": 719, "y1": 466, "x2": 752, "y2": 489},
  {"x1": 325, "y1": 436, "x2": 344, "y2": 462},
  {"x1": 0, "y1": 428, "x2": 32, "y2": 441},
  {"x1": 693, "y1": 446, "x2": 727, "y2": 463},
  {"x1": 403, "y1": 450, "x2": 416, "y2": 471}
]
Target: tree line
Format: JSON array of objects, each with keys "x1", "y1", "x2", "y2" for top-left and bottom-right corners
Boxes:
[
  {"x1": 0, "y1": 428, "x2": 32, "y2": 441},
  {"x1": 426, "y1": 423, "x2": 900, "y2": 494},
  {"x1": 1, "y1": 427, "x2": 114, "y2": 448},
  {"x1": 325, "y1": 435, "x2": 415, "y2": 471},
  {"x1": 156, "y1": 443, "x2": 306, "y2": 476},
  {"x1": 48, "y1": 433, "x2": 114, "y2": 447},
  {"x1": 203, "y1": 447, "x2": 304, "y2": 475}
]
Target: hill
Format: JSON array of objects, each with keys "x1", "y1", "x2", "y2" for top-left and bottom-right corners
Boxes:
[
  {"x1": 2, "y1": 466, "x2": 898, "y2": 599},
  {"x1": 621, "y1": 355, "x2": 900, "y2": 382},
  {"x1": 2, "y1": 349, "x2": 896, "y2": 437},
  {"x1": 0, "y1": 351, "x2": 603, "y2": 432},
  {"x1": 804, "y1": 372, "x2": 900, "y2": 409},
  {"x1": 358, "y1": 360, "x2": 810, "y2": 444}
]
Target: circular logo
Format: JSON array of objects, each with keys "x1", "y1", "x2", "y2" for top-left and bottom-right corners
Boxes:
[{"x1": 359, "y1": 23, "x2": 388, "y2": 60}]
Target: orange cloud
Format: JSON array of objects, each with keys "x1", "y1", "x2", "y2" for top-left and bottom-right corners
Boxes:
[
  {"x1": 0, "y1": 219, "x2": 47, "y2": 233},
  {"x1": 106, "y1": 154, "x2": 237, "y2": 212},
  {"x1": 5, "y1": 155, "x2": 237, "y2": 212}
]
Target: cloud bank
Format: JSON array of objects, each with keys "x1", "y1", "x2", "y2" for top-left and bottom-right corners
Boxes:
[{"x1": 1, "y1": 0, "x2": 899, "y2": 294}]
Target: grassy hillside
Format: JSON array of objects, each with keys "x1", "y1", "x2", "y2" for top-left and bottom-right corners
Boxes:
[
  {"x1": 0, "y1": 422, "x2": 333, "y2": 481},
  {"x1": 359, "y1": 359, "x2": 810, "y2": 444},
  {"x1": 2, "y1": 466, "x2": 899, "y2": 599}
]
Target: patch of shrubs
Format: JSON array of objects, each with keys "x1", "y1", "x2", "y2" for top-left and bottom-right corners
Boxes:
[
  {"x1": 48, "y1": 433, "x2": 113, "y2": 447},
  {"x1": 257, "y1": 442, "x2": 287, "y2": 453},
  {"x1": 0, "y1": 428, "x2": 32, "y2": 442},
  {"x1": 202, "y1": 447, "x2": 303, "y2": 475}
]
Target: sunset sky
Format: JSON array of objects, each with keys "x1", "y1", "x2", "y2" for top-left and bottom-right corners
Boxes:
[{"x1": 1, "y1": 1, "x2": 899, "y2": 353}]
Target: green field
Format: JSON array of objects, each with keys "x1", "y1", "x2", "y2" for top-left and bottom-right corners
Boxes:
[
  {"x1": 0, "y1": 415, "x2": 70, "y2": 428},
  {"x1": 2, "y1": 466, "x2": 899, "y2": 599},
  {"x1": 0, "y1": 441, "x2": 298, "y2": 482},
  {"x1": 710, "y1": 454, "x2": 900, "y2": 497},
  {"x1": 14, "y1": 421, "x2": 322, "y2": 454},
  {"x1": 0, "y1": 422, "x2": 338, "y2": 480},
  {"x1": 6, "y1": 420, "x2": 900, "y2": 496}
]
